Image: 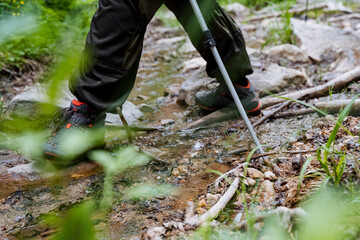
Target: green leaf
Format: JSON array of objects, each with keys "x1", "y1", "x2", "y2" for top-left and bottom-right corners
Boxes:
[
  {"x1": 51, "y1": 201, "x2": 96, "y2": 240},
  {"x1": 298, "y1": 157, "x2": 315, "y2": 190}
]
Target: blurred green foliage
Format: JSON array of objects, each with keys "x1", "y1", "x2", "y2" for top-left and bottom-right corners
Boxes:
[{"x1": 0, "y1": 0, "x2": 97, "y2": 70}]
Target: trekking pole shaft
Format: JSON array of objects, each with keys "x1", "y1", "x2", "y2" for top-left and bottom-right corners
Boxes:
[{"x1": 189, "y1": 0, "x2": 264, "y2": 154}]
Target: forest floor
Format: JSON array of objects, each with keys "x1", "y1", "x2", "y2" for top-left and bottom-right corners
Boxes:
[{"x1": 1, "y1": 1, "x2": 360, "y2": 239}]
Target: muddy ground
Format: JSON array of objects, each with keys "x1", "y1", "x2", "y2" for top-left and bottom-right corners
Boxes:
[{"x1": 1, "y1": 1, "x2": 360, "y2": 239}]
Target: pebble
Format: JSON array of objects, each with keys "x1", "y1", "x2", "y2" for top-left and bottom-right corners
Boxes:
[
  {"x1": 243, "y1": 177, "x2": 256, "y2": 186},
  {"x1": 198, "y1": 199, "x2": 207, "y2": 208},
  {"x1": 264, "y1": 171, "x2": 276, "y2": 180},
  {"x1": 247, "y1": 168, "x2": 264, "y2": 179},
  {"x1": 206, "y1": 193, "x2": 220, "y2": 205},
  {"x1": 172, "y1": 168, "x2": 180, "y2": 176},
  {"x1": 160, "y1": 119, "x2": 175, "y2": 126},
  {"x1": 196, "y1": 207, "x2": 207, "y2": 214},
  {"x1": 177, "y1": 165, "x2": 189, "y2": 174}
]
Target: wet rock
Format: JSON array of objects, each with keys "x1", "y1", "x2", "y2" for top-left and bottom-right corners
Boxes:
[
  {"x1": 259, "y1": 180, "x2": 275, "y2": 205},
  {"x1": 225, "y1": 3, "x2": 250, "y2": 18},
  {"x1": 247, "y1": 168, "x2": 264, "y2": 179},
  {"x1": 181, "y1": 58, "x2": 206, "y2": 73},
  {"x1": 292, "y1": 18, "x2": 360, "y2": 62},
  {"x1": 248, "y1": 63, "x2": 307, "y2": 96},
  {"x1": 144, "y1": 226, "x2": 166, "y2": 240},
  {"x1": 7, "y1": 163, "x2": 42, "y2": 176},
  {"x1": 264, "y1": 171, "x2": 276, "y2": 180},
  {"x1": 8, "y1": 84, "x2": 144, "y2": 126},
  {"x1": 263, "y1": 44, "x2": 310, "y2": 63},
  {"x1": 178, "y1": 66, "x2": 216, "y2": 106}
]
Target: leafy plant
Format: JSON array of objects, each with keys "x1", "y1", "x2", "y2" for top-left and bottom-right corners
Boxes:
[
  {"x1": 263, "y1": 0, "x2": 296, "y2": 47},
  {"x1": 316, "y1": 96, "x2": 357, "y2": 186}
]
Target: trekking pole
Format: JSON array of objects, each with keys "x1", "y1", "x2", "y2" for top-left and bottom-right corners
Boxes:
[
  {"x1": 305, "y1": 0, "x2": 309, "y2": 22},
  {"x1": 189, "y1": 0, "x2": 264, "y2": 154}
]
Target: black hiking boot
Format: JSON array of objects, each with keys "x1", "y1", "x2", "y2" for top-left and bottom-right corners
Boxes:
[
  {"x1": 43, "y1": 99, "x2": 105, "y2": 166},
  {"x1": 195, "y1": 79, "x2": 261, "y2": 115}
]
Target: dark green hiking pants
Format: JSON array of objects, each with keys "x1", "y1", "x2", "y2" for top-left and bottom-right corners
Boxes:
[{"x1": 69, "y1": 0, "x2": 253, "y2": 113}]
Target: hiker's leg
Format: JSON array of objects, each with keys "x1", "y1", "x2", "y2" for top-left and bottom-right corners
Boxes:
[
  {"x1": 164, "y1": 0, "x2": 253, "y2": 85},
  {"x1": 69, "y1": 0, "x2": 163, "y2": 113}
]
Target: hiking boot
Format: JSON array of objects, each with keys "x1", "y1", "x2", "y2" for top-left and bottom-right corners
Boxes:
[
  {"x1": 43, "y1": 99, "x2": 105, "y2": 165},
  {"x1": 195, "y1": 79, "x2": 261, "y2": 115}
]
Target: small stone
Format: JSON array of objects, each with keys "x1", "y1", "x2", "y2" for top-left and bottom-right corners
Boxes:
[
  {"x1": 243, "y1": 178, "x2": 256, "y2": 186},
  {"x1": 160, "y1": 119, "x2": 175, "y2": 126},
  {"x1": 196, "y1": 207, "x2": 207, "y2": 214},
  {"x1": 178, "y1": 158, "x2": 190, "y2": 165},
  {"x1": 172, "y1": 168, "x2": 180, "y2": 176},
  {"x1": 144, "y1": 227, "x2": 166, "y2": 240},
  {"x1": 188, "y1": 166, "x2": 198, "y2": 171},
  {"x1": 247, "y1": 168, "x2": 264, "y2": 179},
  {"x1": 198, "y1": 199, "x2": 207, "y2": 208},
  {"x1": 206, "y1": 193, "x2": 220, "y2": 206},
  {"x1": 264, "y1": 171, "x2": 276, "y2": 180},
  {"x1": 178, "y1": 165, "x2": 189, "y2": 174},
  {"x1": 259, "y1": 180, "x2": 275, "y2": 205}
]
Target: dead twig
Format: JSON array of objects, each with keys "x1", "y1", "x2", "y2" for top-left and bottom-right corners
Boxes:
[
  {"x1": 253, "y1": 100, "x2": 292, "y2": 128},
  {"x1": 250, "y1": 149, "x2": 317, "y2": 159},
  {"x1": 200, "y1": 178, "x2": 240, "y2": 223},
  {"x1": 273, "y1": 108, "x2": 316, "y2": 119},
  {"x1": 116, "y1": 107, "x2": 133, "y2": 144}
]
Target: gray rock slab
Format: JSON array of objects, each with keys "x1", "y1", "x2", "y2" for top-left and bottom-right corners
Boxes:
[
  {"x1": 292, "y1": 18, "x2": 360, "y2": 62},
  {"x1": 248, "y1": 63, "x2": 307, "y2": 96},
  {"x1": 8, "y1": 83, "x2": 144, "y2": 126},
  {"x1": 225, "y1": 3, "x2": 250, "y2": 18},
  {"x1": 263, "y1": 44, "x2": 310, "y2": 63}
]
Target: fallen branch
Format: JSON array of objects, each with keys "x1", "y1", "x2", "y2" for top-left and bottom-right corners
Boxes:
[
  {"x1": 212, "y1": 164, "x2": 244, "y2": 190},
  {"x1": 273, "y1": 99, "x2": 360, "y2": 119},
  {"x1": 253, "y1": 100, "x2": 292, "y2": 128},
  {"x1": 187, "y1": 68, "x2": 360, "y2": 129},
  {"x1": 251, "y1": 149, "x2": 317, "y2": 159},
  {"x1": 117, "y1": 107, "x2": 133, "y2": 144},
  {"x1": 261, "y1": 67, "x2": 360, "y2": 108},
  {"x1": 200, "y1": 178, "x2": 240, "y2": 223},
  {"x1": 105, "y1": 124, "x2": 164, "y2": 132},
  {"x1": 273, "y1": 108, "x2": 315, "y2": 119}
]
